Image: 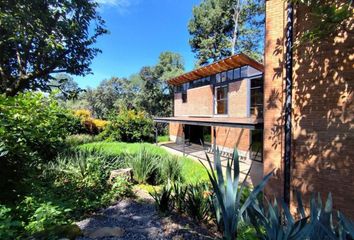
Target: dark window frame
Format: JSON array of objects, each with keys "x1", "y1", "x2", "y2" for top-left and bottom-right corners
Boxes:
[{"x1": 214, "y1": 84, "x2": 228, "y2": 115}]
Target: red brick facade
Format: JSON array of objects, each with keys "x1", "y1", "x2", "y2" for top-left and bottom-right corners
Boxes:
[
  {"x1": 264, "y1": 0, "x2": 354, "y2": 217},
  {"x1": 170, "y1": 79, "x2": 252, "y2": 152}
]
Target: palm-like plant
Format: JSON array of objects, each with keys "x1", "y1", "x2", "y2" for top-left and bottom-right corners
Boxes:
[{"x1": 199, "y1": 148, "x2": 274, "y2": 240}]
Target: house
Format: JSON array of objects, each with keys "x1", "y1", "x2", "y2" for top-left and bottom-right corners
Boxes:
[
  {"x1": 156, "y1": 0, "x2": 353, "y2": 219},
  {"x1": 154, "y1": 53, "x2": 265, "y2": 185}
]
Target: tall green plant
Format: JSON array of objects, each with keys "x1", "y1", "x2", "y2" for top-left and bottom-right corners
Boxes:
[
  {"x1": 127, "y1": 147, "x2": 159, "y2": 184},
  {"x1": 199, "y1": 149, "x2": 274, "y2": 240},
  {"x1": 248, "y1": 192, "x2": 354, "y2": 240}
]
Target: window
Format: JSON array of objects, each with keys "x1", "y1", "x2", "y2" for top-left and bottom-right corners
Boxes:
[
  {"x1": 227, "y1": 70, "x2": 233, "y2": 81},
  {"x1": 221, "y1": 71, "x2": 227, "y2": 82},
  {"x1": 182, "y1": 92, "x2": 187, "y2": 103},
  {"x1": 234, "y1": 68, "x2": 240, "y2": 79},
  {"x1": 216, "y1": 73, "x2": 221, "y2": 83},
  {"x1": 241, "y1": 66, "x2": 248, "y2": 78},
  {"x1": 215, "y1": 85, "x2": 228, "y2": 114},
  {"x1": 250, "y1": 77, "x2": 263, "y2": 117}
]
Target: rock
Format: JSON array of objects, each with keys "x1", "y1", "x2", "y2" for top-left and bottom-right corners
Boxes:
[
  {"x1": 108, "y1": 168, "x2": 133, "y2": 184},
  {"x1": 88, "y1": 227, "x2": 125, "y2": 238}
]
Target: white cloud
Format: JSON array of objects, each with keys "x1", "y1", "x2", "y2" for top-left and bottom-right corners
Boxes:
[{"x1": 96, "y1": 0, "x2": 136, "y2": 14}]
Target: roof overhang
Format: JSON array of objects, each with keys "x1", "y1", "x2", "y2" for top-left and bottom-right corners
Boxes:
[
  {"x1": 168, "y1": 53, "x2": 264, "y2": 86},
  {"x1": 154, "y1": 116, "x2": 263, "y2": 130}
]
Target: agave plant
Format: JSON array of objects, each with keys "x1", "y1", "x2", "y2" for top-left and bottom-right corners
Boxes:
[
  {"x1": 246, "y1": 193, "x2": 313, "y2": 240},
  {"x1": 199, "y1": 148, "x2": 274, "y2": 240},
  {"x1": 247, "y1": 191, "x2": 354, "y2": 240}
]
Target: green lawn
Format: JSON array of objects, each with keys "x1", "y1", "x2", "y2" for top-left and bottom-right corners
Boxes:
[
  {"x1": 157, "y1": 135, "x2": 170, "y2": 143},
  {"x1": 80, "y1": 142, "x2": 209, "y2": 184}
]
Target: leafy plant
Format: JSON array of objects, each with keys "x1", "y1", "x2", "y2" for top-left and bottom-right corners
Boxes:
[
  {"x1": 247, "y1": 192, "x2": 354, "y2": 240},
  {"x1": 199, "y1": 148, "x2": 274, "y2": 240},
  {"x1": 172, "y1": 182, "x2": 188, "y2": 213},
  {"x1": 247, "y1": 197, "x2": 312, "y2": 240},
  {"x1": 24, "y1": 202, "x2": 70, "y2": 235},
  {"x1": 185, "y1": 183, "x2": 212, "y2": 221},
  {"x1": 126, "y1": 147, "x2": 159, "y2": 184},
  {"x1": 0, "y1": 205, "x2": 20, "y2": 239},
  {"x1": 100, "y1": 109, "x2": 154, "y2": 143},
  {"x1": 160, "y1": 155, "x2": 184, "y2": 183},
  {"x1": 150, "y1": 181, "x2": 173, "y2": 213}
]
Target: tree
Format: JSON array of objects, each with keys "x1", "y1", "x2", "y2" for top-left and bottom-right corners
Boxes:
[
  {"x1": 50, "y1": 74, "x2": 83, "y2": 101},
  {"x1": 0, "y1": 0, "x2": 107, "y2": 96},
  {"x1": 84, "y1": 77, "x2": 128, "y2": 119},
  {"x1": 188, "y1": 0, "x2": 265, "y2": 65},
  {"x1": 135, "y1": 52, "x2": 185, "y2": 117}
]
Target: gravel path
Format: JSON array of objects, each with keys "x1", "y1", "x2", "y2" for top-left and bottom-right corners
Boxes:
[{"x1": 75, "y1": 188, "x2": 217, "y2": 240}]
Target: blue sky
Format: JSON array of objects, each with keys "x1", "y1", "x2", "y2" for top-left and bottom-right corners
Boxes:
[{"x1": 74, "y1": 0, "x2": 201, "y2": 88}]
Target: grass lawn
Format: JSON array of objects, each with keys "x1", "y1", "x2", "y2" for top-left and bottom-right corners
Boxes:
[
  {"x1": 80, "y1": 142, "x2": 209, "y2": 184},
  {"x1": 157, "y1": 135, "x2": 170, "y2": 143}
]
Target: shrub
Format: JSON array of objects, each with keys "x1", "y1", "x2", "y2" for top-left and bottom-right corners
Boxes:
[
  {"x1": 185, "y1": 183, "x2": 212, "y2": 221},
  {"x1": 150, "y1": 181, "x2": 173, "y2": 213},
  {"x1": 0, "y1": 205, "x2": 20, "y2": 239},
  {"x1": 159, "y1": 155, "x2": 183, "y2": 183},
  {"x1": 65, "y1": 134, "x2": 99, "y2": 146},
  {"x1": 24, "y1": 202, "x2": 70, "y2": 235},
  {"x1": 0, "y1": 92, "x2": 79, "y2": 201},
  {"x1": 126, "y1": 147, "x2": 159, "y2": 184},
  {"x1": 100, "y1": 109, "x2": 154, "y2": 142},
  {"x1": 73, "y1": 109, "x2": 109, "y2": 135}
]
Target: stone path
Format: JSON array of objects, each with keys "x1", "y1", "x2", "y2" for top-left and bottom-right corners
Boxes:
[{"x1": 76, "y1": 188, "x2": 217, "y2": 240}]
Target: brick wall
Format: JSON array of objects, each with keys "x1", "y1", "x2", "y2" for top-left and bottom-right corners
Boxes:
[
  {"x1": 174, "y1": 85, "x2": 213, "y2": 116},
  {"x1": 264, "y1": 0, "x2": 354, "y2": 218},
  {"x1": 228, "y1": 80, "x2": 248, "y2": 117}
]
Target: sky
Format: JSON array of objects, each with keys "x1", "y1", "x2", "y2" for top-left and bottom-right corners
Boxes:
[{"x1": 73, "y1": 0, "x2": 201, "y2": 89}]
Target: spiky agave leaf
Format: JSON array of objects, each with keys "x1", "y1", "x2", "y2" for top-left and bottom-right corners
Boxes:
[{"x1": 199, "y1": 148, "x2": 274, "y2": 240}]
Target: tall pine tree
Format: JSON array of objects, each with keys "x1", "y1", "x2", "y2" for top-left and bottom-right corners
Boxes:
[{"x1": 188, "y1": 0, "x2": 265, "y2": 66}]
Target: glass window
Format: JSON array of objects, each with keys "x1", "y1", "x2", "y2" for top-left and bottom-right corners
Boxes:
[
  {"x1": 210, "y1": 74, "x2": 216, "y2": 84},
  {"x1": 227, "y1": 70, "x2": 233, "y2": 81},
  {"x1": 250, "y1": 77, "x2": 263, "y2": 117},
  {"x1": 216, "y1": 73, "x2": 221, "y2": 83},
  {"x1": 221, "y1": 71, "x2": 227, "y2": 82},
  {"x1": 215, "y1": 85, "x2": 228, "y2": 114},
  {"x1": 182, "y1": 92, "x2": 187, "y2": 103},
  {"x1": 234, "y1": 68, "x2": 240, "y2": 79},
  {"x1": 241, "y1": 66, "x2": 248, "y2": 78}
]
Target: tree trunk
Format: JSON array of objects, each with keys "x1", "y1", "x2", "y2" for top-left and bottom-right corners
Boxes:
[{"x1": 231, "y1": 0, "x2": 242, "y2": 55}]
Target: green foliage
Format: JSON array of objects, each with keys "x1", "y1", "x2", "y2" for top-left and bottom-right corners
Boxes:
[
  {"x1": 24, "y1": 202, "x2": 70, "y2": 235},
  {"x1": 159, "y1": 155, "x2": 184, "y2": 183},
  {"x1": 0, "y1": 205, "x2": 20, "y2": 239},
  {"x1": 65, "y1": 134, "x2": 100, "y2": 147},
  {"x1": 100, "y1": 109, "x2": 154, "y2": 143},
  {"x1": 199, "y1": 148, "x2": 274, "y2": 240},
  {"x1": 247, "y1": 192, "x2": 354, "y2": 240},
  {"x1": 0, "y1": 92, "x2": 80, "y2": 201},
  {"x1": 172, "y1": 182, "x2": 188, "y2": 213},
  {"x1": 290, "y1": 0, "x2": 352, "y2": 44},
  {"x1": 0, "y1": 0, "x2": 107, "y2": 96},
  {"x1": 188, "y1": 0, "x2": 264, "y2": 65},
  {"x1": 185, "y1": 183, "x2": 212, "y2": 221},
  {"x1": 126, "y1": 147, "x2": 159, "y2": 184},
  {"x1": 80, "y1": 142, "x2": 209, "y2": 184},
  {"x1": 150, "y1": 181, "x2": 173, "y2": 213}
]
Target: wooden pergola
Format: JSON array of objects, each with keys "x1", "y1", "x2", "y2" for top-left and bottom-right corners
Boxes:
[{"x1": 168, "y1": 53, "x2": 264, "y2": 86}]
